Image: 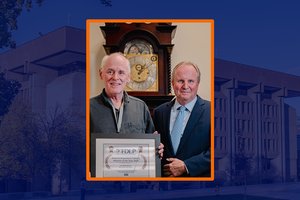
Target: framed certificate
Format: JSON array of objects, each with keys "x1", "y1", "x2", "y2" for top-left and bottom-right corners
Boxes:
[{"x1": 90, "y1": 133, "x2": 161, "y2": 178}]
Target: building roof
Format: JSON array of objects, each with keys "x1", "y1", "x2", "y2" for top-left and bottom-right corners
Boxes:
[
  {"x1": 0, "y1": 26, "x2": 85, "y2": 74},
  {"x1": 215, "y1": 58, "x2": 300, "y2": 98}
]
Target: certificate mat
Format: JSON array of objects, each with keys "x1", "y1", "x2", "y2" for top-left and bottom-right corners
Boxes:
[{"x1": 90, "y1": 133, "x2": 161, "y2": 178}]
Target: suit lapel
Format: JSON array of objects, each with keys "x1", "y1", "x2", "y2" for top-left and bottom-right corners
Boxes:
[
  {"x1": 176, "y1": 97, "x2": 205, "y2": 155},
  {"x1": 164, "y1": 100, "x2": 176, "y2": 156}
]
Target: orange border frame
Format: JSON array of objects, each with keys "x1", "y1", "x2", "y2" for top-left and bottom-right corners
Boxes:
[{"x1": 86, "y1": 19, "x2": 214, "y2": 181}]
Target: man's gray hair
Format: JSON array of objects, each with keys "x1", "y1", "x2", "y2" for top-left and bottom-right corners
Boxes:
[{"x1": 100, "y1": 52, "x2": 131, "y2": 73}]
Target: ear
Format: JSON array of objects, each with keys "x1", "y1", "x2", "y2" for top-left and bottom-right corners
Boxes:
[
  {"x1": 99, "y1": 69, "x2": 103, "y2": 80},
  {"x1": 171, "y1": 79, "x2": 175, "y2": 88}
]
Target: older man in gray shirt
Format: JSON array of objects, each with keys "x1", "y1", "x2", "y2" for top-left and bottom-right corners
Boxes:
[{"x1": 89, "y1": 52, "x2": 163, "y2": 177}]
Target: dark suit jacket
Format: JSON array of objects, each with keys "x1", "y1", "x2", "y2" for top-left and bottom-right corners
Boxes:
[{"x1": 153, "y1": 96, "x2": 211, "y2": 177}]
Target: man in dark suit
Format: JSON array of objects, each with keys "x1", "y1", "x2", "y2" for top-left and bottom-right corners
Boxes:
[{"x1": 153, "y1": 61, "x2": 211, "y2": 177}]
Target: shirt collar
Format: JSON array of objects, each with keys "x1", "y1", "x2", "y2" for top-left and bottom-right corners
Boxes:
[
  {"x1": 102, "y1": 89, "x2": 130, "y2": 105},
  {"x1": 173, "y1": 96, "x2": 197, "y2": 112}
]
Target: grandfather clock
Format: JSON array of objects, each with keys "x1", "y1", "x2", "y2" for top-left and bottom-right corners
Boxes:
[{"x1": 100, "y1": 22, "x2": 176, "y2": 111}]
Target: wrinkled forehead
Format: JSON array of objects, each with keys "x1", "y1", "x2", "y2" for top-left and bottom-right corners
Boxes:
[
  {"x1": 173, "y1": 63, "x2": 201, "y2": 82},
  {"x1": 103, "y1": 55, "x2": 130, "y2": 73},
  {"x1": 176, "y1": 64, "x2": 198, "y2": 76}
]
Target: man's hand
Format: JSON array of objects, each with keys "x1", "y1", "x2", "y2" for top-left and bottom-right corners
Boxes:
[
  {"x1": 157, "y1": 143, "x2": 164, "y2": 159},
  {"x1": 153, "y1": 131, "x2": 164, "y2": 159},
  {"x1": 163, "y1": 158, "x2": 186, "y2": 177}
]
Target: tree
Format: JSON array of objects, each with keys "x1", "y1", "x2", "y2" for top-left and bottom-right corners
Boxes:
[
  {"x1": 0, "y1": 0, "x2": 44, "y2": 48},
  {"x1": 37, "y1": 106, "x2": 85, "y2": 192},
  {"x1": 100, "y1": 0, "x2": 112, "y2": 7},
  {"x1": 234, "y1": 134, "x2": 253, "y2": 186},
  {"x1": 0, "y1": 72, "x2": 21, "y2": 123},
  {"x1": 0, "y1": 101, "x2": 42, "y2": 187},
  {"x1": 0, "y1": 102, "x2": 84, "y2": 192}
]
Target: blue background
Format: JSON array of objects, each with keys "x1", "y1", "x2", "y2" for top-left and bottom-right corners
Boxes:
[{"x1": 1, "y1": 0, "x2": 300, "y2": 199}]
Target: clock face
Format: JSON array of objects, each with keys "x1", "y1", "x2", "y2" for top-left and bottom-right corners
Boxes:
[
  {"x1": 124, "y1": 39, "x2": 153, "y2": 55},
  {"x1": 124, "y1": 39, "x2": 159, "y2": 92},
  {"x1": 125, "y1": 54, "x2": 158, "y2": 92}
]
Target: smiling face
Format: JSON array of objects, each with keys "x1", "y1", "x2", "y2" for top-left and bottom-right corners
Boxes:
[
  {"x1": 99, "y1": 53, "x2": 130, "y2": 99},
  {"x1": 172, "y1": 62, "x2": 200, "y2": 105}
]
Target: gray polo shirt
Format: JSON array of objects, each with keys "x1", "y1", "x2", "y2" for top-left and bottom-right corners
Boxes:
[{"x1": 90, "y1": 89, "x2": 155, "y2": 134}]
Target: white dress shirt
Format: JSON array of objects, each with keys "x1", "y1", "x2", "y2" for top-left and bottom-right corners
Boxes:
[{"x1": 169, "y1": 97, "x2": 197, "y2": 136}]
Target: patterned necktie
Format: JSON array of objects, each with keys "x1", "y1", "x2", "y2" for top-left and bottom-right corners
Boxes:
[{"x1": 171, "y1": 106, "x2": 186, "y2": 154}]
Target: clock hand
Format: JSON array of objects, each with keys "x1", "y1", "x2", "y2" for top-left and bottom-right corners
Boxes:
[{"x1": 138, "y1": 64, "x2": 147, "y2": 75}]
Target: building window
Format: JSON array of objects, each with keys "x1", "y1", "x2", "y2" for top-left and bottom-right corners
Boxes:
[
  {"x1": 215, "y1": 117, "x2": 217, "y2": 129},
  {"x1": 242, "y1": 101, "x2": 245, "y2": 114},
  {"x1": 220, "y1": 136, "x2": 223, "y2": 150},
  {"x1": 247, "y1": 120, "x2": 250, "y2": 132},
  {"x1": 215, "y1": 98, "x2": 217, "y2": 111},
  {"x1": 247, "y1": 138, "x2": 249, "y2": 151},
  {"x1": 249, "y1": 102, "x2": 251, "y2": 115}
]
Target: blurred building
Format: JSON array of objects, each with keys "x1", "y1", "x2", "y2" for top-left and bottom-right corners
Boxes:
[
  {"x1": 1, "y1": 26, "x2": 300, "y2": 194},
  {"x1": 0, "y1": 26, "x2": 85, "y2": 114},
  {"x1": 0, "y1": 26, "x2": 86, "y2": 193},
  {"x1": 297, "y1": 116, "x2": 300, "y2": 180},
  {"x1": 215, "y1": 59, "x2": 300, "y2": 184}
]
